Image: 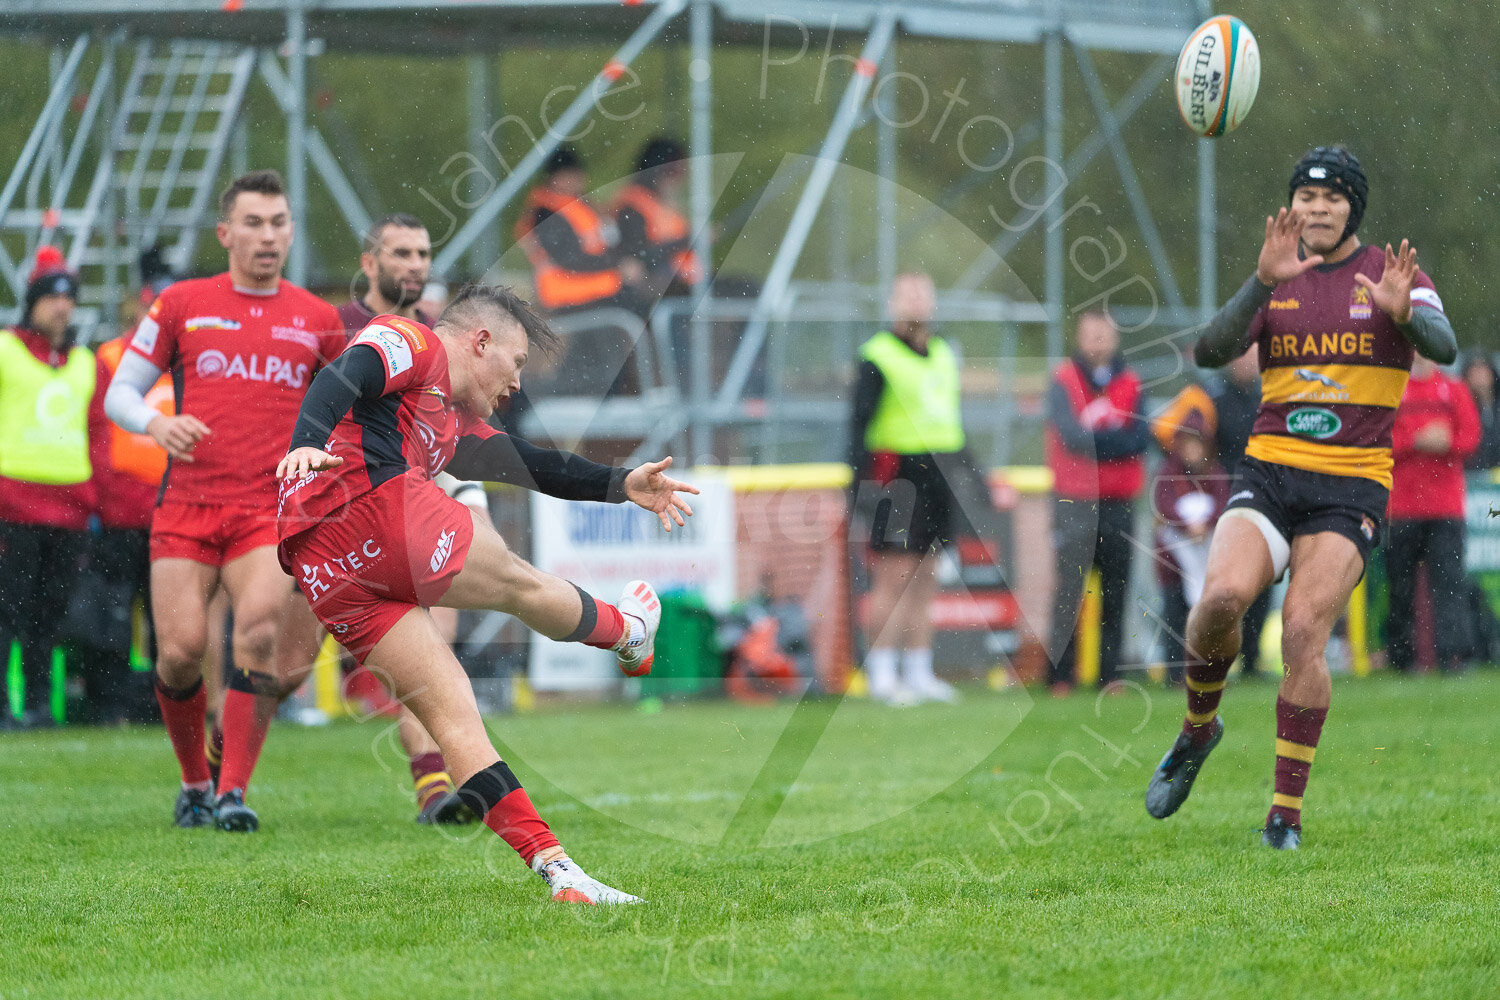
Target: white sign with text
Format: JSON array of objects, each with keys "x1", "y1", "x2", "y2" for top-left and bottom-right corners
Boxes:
[{"x1": 529, "y1": 473, "x2": 735, "y2": 691}]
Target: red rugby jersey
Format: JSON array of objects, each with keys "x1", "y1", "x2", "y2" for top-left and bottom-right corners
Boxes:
[
  {"x1": 128, "y1": 274, "x2": 344, "y2": 509},
  {"x1": 1242, "y1": 244, "x2": 1443, "y2": 488},
  {"x1": 275, "y1": 315, "x2": 498, "y2": 534},
  {"x1": 1389, "y1": 368, "x2": 1480, "y2": 520}
]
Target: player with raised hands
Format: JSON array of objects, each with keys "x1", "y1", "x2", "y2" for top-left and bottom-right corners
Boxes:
[{"x1": 1144, "y1": 145, "x2": 1456, "y2": 849}]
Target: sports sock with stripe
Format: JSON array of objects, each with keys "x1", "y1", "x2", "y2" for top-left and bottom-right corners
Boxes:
[
  {"x1": 457, "y1": 761, "x2": 561, "y2": 867},
  {"x1": 410, "y1": 751, "x2": 455, "y2": 812},
  {"x1": 1181, "y1": 654, "x2": 1233, "y2": 746},
  {"x1": 1267, "y1": 696, "x2": 1327, "y2": 830},
  {"x1": 154, "y1": 674, "x2": 212, "y2": 789},
  {"x1": 205, "y1": 723, "x2": 224, "y2": 774},
  {"x1": 562, "y1": 583, "x2": 626, "y2": 650},
  {"x1": 218, "y1": 669, "x2": 279, "y2": 795}
]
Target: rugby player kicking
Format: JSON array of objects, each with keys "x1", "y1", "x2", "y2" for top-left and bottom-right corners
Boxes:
[{"x1": 276, "y1": 284, "x2": 695, "y2": 904}]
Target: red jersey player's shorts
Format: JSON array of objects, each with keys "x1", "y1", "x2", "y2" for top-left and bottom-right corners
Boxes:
[
  {"x1": 277, "y1": 470, "x2": 475, "y2": 656},
  {"x1": 150, "y1": 501, "x2": 279, "y2": 566}
]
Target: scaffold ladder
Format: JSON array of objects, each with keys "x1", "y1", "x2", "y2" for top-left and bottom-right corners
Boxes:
[{"x1": 0, "y1": 35, "x2": 254, "y2": 337}]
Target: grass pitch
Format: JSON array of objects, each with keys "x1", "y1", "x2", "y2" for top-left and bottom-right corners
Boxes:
[{"x1": 3, "y1": 671, "x2": 1498, "y2": 999}]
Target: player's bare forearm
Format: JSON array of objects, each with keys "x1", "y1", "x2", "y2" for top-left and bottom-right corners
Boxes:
[
  {"x1": 1399, "y1": 307, "x2": 1458, "y2": 365},
  {"x1": 1194, "y1": 275, "x2": 1273, "y2": 368}
]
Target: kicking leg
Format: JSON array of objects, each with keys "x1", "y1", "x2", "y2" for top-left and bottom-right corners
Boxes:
[
  {"x1": 440, "y1": 511, "x2": 657, "y2": 676},
  {"x1": 1146, "y1": 515, "x2": 1275, "y2": 820}
]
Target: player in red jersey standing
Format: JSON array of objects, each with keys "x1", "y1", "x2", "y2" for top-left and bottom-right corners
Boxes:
[
  {"x1": 1143, "y1": 147, "x2": 1457, "y2": 848},
  {"x1": 277, "y1": 284, "x2": 696, "y2": 903},
  {"x1": 105, "y1": 170, "x2": 345, "y2": 832}
]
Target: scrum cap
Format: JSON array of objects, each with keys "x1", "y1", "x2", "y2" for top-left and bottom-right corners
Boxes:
[{"x1": 1289, "y1": 145, "x2": 1367, "y2": 247}]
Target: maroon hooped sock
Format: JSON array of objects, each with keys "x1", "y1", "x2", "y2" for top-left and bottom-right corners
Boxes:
[
  {"x1": 410, "y1": 751, "x2": 455, "y2": 812},
  {"x1": 154, "y1": 675, "x2": 212, "y2": 787},
  {"x1": 1181, "y1": 654, "x2": 1234, "y2": 746},
  {"x1": 458, "y1": 762, "x2": 561, "y2": 867},
  {"x1": 1268, "y1": 696, "x2": 1328, "y2": 830},
  {"x1": 206, "y1": 723, "x2": 224, "y2": 774}
]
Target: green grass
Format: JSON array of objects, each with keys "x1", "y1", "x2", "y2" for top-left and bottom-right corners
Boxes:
[{"x1": 3, "y1": 672, "x2": 1498, "y2": 999}]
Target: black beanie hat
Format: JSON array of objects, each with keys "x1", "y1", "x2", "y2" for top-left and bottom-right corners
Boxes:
[
  {"x1": 1288, "y1": 145, "x2": 1368, "y2": 248},
  {"x1": 23, "y1": 245, "x2": 80, "y2": 325}
]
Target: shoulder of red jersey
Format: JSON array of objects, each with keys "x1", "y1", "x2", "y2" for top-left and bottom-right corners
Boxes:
[{"x1": 348, "y1": 314, "x2": 435, "y2": 379}]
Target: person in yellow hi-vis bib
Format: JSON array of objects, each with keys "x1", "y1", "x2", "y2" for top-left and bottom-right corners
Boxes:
[
  {"x1": 0, "y1": 246, "x2": 108, "y2": 728},
  {"x1": 848, "y1": 272, "x2": 977, "y2": 706}
]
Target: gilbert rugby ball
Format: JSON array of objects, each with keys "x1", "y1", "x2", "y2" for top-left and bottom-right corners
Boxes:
[{"x1": 1174, "y1": 15, "x2": 1260, "y2": 137}]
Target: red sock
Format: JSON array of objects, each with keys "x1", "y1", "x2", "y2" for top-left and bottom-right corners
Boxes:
[
  {"x1": 1181, "y1": 654, "x2": 1233, "y2": 746},
  {"x1": 410, "y1": 751, "x2": 454, "y2": 812},
  {"x1": 154, "y1": 675, "x2": 211, "y2": 787},
  {"x1": 218, "y1": 671, "x2": 279, "y2": 795},
  {"x1": 1268, "y1": 696, "x2": 1327, "y2": 829},
  {"x1": 563, "y1": 584, "x2": 626, "y2": 650},
  {"x1": 458, "y1": 762, "x2": 560, "y2": 866}
]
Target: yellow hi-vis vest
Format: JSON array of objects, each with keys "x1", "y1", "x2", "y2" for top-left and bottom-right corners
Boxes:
[
  {"x1": 0, "y1": 329, "x2": 95, "y2": 485},
  {"x1": 860, "y1": 330, "x2": 965, "y2": 454}
]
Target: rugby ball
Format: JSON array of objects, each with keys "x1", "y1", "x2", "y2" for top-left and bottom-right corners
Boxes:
[{"x1": 1174, "y1": 15, "x2": 1260, "y2": 137}]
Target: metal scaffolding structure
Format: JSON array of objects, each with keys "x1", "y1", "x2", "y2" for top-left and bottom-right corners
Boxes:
[{"x1": 0, "y1": 0, "x2": 1212, "y2": 466}]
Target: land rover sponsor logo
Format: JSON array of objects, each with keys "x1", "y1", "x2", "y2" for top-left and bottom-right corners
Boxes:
[{"x1": 1286, "y1": 407, "x2": 1341, "y2": 439}]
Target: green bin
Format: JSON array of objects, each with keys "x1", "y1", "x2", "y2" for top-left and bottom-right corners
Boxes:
[{"x1": 641, "y1": 591, "x2": 722, "y2": 699}]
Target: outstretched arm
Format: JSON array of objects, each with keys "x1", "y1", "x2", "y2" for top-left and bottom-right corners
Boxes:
[
  {"x1": 1194, "y1": 275, "x2": 1272, "y2": 368},
  {"x1": 622, "y1": 456, "x2": 698, "y2": 532},
  {"x1": 447, "y1": 431, "x2": 626, "y2": 501},
  {"x1": 1355, "y1": 240, "x2": 1458, "y2": 364},
  {"x1": 1198, "y1": 208, "x2": 1322, "y2": 369},
  {"x1": 447, "y1": 436, "x2": 699, "y2": 531}
]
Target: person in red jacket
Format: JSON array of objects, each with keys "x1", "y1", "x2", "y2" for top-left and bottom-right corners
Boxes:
[
  {"x1": 1385, "y1": 355, "x2": 1480, "y2": 673},
  {"x1": 1044, "y1": 310, "x2": 1149, "y2": 694}
]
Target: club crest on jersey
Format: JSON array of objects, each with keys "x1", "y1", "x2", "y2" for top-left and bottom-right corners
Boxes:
[
  {"x1": 185, "y1": 315, "x2": 243, "y2": 332},
  {"x1": 1349, "y1": 285, "x2": 1373, "y2": 320}
]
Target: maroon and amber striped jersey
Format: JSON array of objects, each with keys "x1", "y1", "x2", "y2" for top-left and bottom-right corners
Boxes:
[{"x1": 1241, "y1": 244, "x2": 1444, "y2": 488}]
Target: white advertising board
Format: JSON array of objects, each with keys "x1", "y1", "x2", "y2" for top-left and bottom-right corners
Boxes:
[{"x1": 528, "y1": 473, "x2": 736, "y2": 691}]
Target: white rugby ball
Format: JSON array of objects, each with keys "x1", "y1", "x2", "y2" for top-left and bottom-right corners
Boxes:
[{"x1": 1174, "y1": 15, "x2": 1260, "y2": 137}]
